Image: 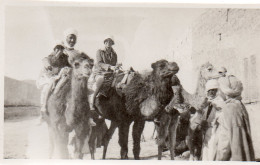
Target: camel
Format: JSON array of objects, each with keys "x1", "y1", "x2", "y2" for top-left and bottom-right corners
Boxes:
[
  {"x1": 93, "y1": 59, "x2": 179, "y2": 160},
  {"x1": 155, "y1": 62, "x2": 222, "y2": 160},
  {"x1": 45, "y1": 53, "x2": 96, "y2": 159}
]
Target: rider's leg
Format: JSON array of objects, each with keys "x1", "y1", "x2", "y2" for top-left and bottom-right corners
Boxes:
[
  {"x1": 88, "y1": 75, "x2": 104, "y2": 126},
  {"x1": 88, "y1": 75, "x2": 104, "y2": 110},
  {"x1": 37, "y1": 82, "x2": 54, "y2": 125},
  {"x1": 41, "y1": 82, "x2": 54, "y2": 113}
]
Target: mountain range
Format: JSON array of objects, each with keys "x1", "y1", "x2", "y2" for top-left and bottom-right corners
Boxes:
[{"x1": 4, "y1": 76, "x2": 41, "y2": 106}]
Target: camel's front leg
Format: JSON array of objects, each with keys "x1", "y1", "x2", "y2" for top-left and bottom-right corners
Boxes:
[
  {"x1": 102, "y1": 121, "x2": 118, "y2": 159},
  {"x1": 118, "y1": 121, "x2": 131, "y2": 159},
  {"x1": 48, "y1": 126, "x2": 55, "y2": 159},
  {"x1": 168, "y1": 114, "x2": 179, "y2": 160},
  {"x1": 156, "y1": 112, "x2": 171, "y2": 160},
  {"x1": 132, "y1": 120, "x2": 145, "y2": 160}
]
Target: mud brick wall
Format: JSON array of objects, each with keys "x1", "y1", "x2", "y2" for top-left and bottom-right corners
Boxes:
[{"x1": 173, "y1": 9, "x2": 260, "y2": 103}]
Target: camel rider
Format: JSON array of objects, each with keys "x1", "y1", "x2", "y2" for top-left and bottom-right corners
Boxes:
[
  {"x1": 36, "y1": 41, "x2": 71, "y2": 123},
  {"x1": 62, "y1": 28, "x2": 84, "y2": 64},
  {"x1": 88, "y1": 36, "x2": 120, "y2": 126},
  {"x1": 37, "y1": 28, "x2": 85, "y2": 123}
]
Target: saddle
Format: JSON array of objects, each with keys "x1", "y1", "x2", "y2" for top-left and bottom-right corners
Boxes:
[{"x1": 98, "y1": 68, "x2": 136, "y2": 97}]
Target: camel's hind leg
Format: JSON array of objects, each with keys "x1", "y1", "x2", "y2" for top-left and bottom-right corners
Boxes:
[
  {"x1": 102, "y1": 121, "x2": 118, "y2": 159},
  {"x1": 118, "y1": 121, "x2": 131, "y2": 159},
  {"x1": 132, "y1": 120, "x2": 145, "y2": 160},
  {"x1": 168, "y1": 114, "x2": 179, "y2": 160},
  {"x1": 88, "y1": 134, "x2": 95, "y2": 160}
]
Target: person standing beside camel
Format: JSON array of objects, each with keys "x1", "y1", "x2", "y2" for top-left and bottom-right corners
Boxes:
[
  {"x1": 200, "y1": 79, "x2": 220, "y2": 160},
  {"x1": 212, "y1": 75, "x2": 255, "y2": 161},
  {"x1": 87, "y1": 36, "x2": 120, "y2": 126}
]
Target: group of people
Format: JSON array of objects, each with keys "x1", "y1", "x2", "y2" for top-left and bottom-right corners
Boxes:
[
  {"x1": 36, "y1": 28, "x2": 120, "y2": 126},
  {"x1": 199, "y1": 70, "x2": 255, "y2": 161},
  {"x1": 36, "y1": 28, "x2": 255, "y2": 161}
]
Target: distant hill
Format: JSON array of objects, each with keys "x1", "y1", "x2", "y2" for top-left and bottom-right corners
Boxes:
[{"x1": 4, "y1": 77, "x2": 41, "y2": 106}]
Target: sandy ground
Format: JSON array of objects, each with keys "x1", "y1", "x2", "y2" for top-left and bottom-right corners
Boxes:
[
  {"x1": 4, "y1": 104, "x2": 260, "y2": 160},
  {"x1": 4, "y1": 115, "x2": 186, "y2": 160}
]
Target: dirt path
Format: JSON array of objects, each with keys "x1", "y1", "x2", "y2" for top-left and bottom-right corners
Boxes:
[
  {"x1": 4, "y1": 116, "x2": 185, "y2": 160},
  {"x1": 4, "y1": 104, "x2": 260, "y2": 160}
]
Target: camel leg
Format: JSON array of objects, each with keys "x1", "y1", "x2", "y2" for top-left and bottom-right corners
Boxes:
[
  {"x1": 187, "y1": 128, "x2": 195, "y2": 161},
  {"x1": 118, "y1": 121, "x2": 131, "y2": 159},
  {"x1": 89, "y1": 131, "x2": 95, "y2": 160},
  {"x1": 88, "y1": 127, "x2": 96, "y2": 160},
  {"x1": 168, "y1": 114, "x2": 179, "y2": 160},
  {"x1": 74, "y1": 135, "x2": 84, "y2": 159},
  {"x1": 156, "y1": 113, "x2": 171, "y2": 160},
  {"x1": 103, "y1": 121, "x2": 118, "y2": 159},
  {"x1": 158, "y1": 144, "x2": 164, "y2": 160},
  {"x1": 132, "y1": 120, "x2": 145, "y2": 160},
  {"x1": 54, "y1": 125, "x2": 69, "y2": 159},
  {"x1": 48, "y1": 127, "x2": 55, "y2": 159},
  {"x1": 157, "y1": 131, "x2": 169, "y2": 160}
]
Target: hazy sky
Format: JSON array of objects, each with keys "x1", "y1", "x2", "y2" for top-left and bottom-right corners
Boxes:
[{"x1": 5, "y1": 6, "x2": 204, "y2": 86}]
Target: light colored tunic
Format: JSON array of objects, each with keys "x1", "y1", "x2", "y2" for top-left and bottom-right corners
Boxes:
[{"x1": 214, "y1": 98, "x2": 255, "y2": 161}]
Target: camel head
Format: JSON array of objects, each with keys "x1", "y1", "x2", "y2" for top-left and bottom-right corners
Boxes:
[
  {"x1": 199, "y1": 62, "x2": 223, "y2": 81},
  {"x1": 69, "y1": 53, "x2": 94, "y2": 79},
  {"x1": 151, "y1": 59, "x2": 179, "y2": 79},
  {"x1": 195, "y1": 62, "x2": 223, "y2": 97}
]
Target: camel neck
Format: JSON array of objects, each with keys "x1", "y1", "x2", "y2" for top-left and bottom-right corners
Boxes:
[{"x1": 71, "y1": 73, "x2": 88, "y2": 99}]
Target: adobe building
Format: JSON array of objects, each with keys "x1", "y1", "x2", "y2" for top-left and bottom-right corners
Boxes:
[{"x1": 172, "y1": 8, "x2": 260, "y2": 158}]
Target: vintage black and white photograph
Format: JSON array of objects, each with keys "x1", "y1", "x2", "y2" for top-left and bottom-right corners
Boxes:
[{"x1": 3, "y1": 2, "x2": 260, "y2": 161}]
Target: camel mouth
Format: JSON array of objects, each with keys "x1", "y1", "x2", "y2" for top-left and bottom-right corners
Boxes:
[
  {"x1": 76, "y1": 73, "x2": 91, "y2": 79},
  {"x1": 162, "y1": 70, "x2": 177, "y2": 78},
  {"x1": 210, "y1": 74, "x2": 224, "y2": 80}
]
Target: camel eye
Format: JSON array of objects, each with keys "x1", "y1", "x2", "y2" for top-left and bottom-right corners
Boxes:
[
  {"x1": 208, "y1": 67, "x2": 212, "y2": 72},
  {"x1": 74, "y1": 62, "x2": 80, "y2": 68},
  {"x1": 84, "y1": 64, "x2": 89, "y2": 68},
  {"x1": 159, "y1": 64, "x2": 165, "y2": 68}
]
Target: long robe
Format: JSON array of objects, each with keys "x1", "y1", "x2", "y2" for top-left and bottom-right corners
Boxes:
[
  {"x1": 201, "y1": 103, "x2": 218, "y2": 161},
  {"x1": 215, "y1": 98, "x2": 255, "y2": 161}
]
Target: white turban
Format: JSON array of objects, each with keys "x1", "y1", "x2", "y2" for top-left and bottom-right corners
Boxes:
[
  {"x1": 63, "y1": 28, "x2": 78, "y2": 49},
  {"x1": 63, "y1": 28, "x2": 78, "y2": 38},
  {"x1": 218, "y1": 75, "x2": 243, "y2": 98},
  {"x1": 205, "y1": 79, "x2": 219, "y2": 93}
]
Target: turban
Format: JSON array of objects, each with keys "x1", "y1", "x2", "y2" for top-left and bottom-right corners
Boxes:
[
  {"x1": 63, "y1": 28, "x2": 78, "y2": 49},
  {"x1": 218, "y1": 75, "x2": 243, "y2": 98},
  {"x1": 205, "y1": 79, "x2": 219, "y2": 92},
  {"x1": 63, "y1": 28, "x2": 78, "y2": 38}
]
